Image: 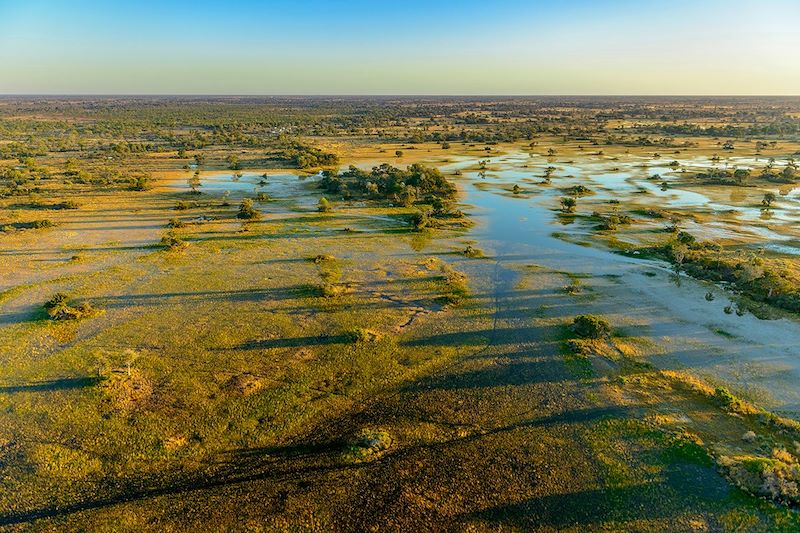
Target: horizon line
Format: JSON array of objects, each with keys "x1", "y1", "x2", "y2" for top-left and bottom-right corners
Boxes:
[{"x1": 2, "y1": 93, "x2": 800, "y2": 99}]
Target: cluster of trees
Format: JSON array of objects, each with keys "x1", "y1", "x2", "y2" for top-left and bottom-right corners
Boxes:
[
  {"x1": 319, "y1": 163, "x2": 456, "y2": 206},
  {"x1": 281, "y1": 143, "x2": 339, "y2": 169},
  {"x1": 657, "y1": 234, "x2": 800, "y2": 315},
  {"x1": 696, "y1": 167, "x2": 752, "y2": 186},
  {"x1": 636, "y1": 121, "x2": 800, "y2": 138},
  {"x1": 763, "y1": 161, "x2": 797, "y2": 183},
  {"x1": 696, "y1": 161, "x2": 797, "y2": 186}
]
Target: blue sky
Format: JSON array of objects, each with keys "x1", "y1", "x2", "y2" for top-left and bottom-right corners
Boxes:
[{"x1": 1, "y1": 0, "x2": 798, "y2": 94}]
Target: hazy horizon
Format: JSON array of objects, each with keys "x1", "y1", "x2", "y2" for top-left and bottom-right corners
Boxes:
[
  {"x1": 2, "y1": 94, "x2": 800, "y2": 98},
  {"x1": 2, "y1": 0, "x2": 799, "y2": 95}
]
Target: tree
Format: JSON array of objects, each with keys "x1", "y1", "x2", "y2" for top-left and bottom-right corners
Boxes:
[
  {"x1": 188, "y1": 171, "x2": 201, "y2": 193},
  {"x1": 733, "y1": 168, "x2": 750, "y2": 185},
  {"x1": 226, "y1": 155, "x2": 241, "y2": 170},
  {"x1": 762, "y1": 192, "x2": 777, "y2": 207},
  {"x1": 129, "y1": 174, "x2": 151, "y2": 191},
  {"x1": 396, "y1": 186, "x2": 416, "y2": 207},
  {"x1": 395, "y1": 150, "x2": 403, "y2": 158},
  {"x1": 560, "y1": 196, "x2": 576, "y2": 213},
  {"x1": 237, "y1": 198, "x2": 260, "y2": 219}
]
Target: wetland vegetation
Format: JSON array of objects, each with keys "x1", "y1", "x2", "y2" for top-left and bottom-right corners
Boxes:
[{"x1": 2, "y1": 96, "x2": 800, "y2": 530}]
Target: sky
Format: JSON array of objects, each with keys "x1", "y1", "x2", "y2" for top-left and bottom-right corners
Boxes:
[{"x1": 0, "y1": 0, "x2": 799, "y2": 95}]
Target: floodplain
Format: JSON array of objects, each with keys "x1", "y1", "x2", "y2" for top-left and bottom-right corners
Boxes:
[{"x1": 2, "y1": 96, "x2": 800, "y2": 530}]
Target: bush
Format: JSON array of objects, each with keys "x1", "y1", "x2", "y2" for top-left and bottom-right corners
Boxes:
[
  {"x1": 572, "y1": 314, "x2": 611, "y2": 339},
  {"x1": 463, "y1": 245, "x2": 483, "y2": 258},
  {"x1": 345, "y1": 328, "x2": 380, "y2": 343},
  {"x1": 318, "y1": 197, "x2": 333, "y2": 213},
  {"x1": 440, "y1": 264, "x2": 468, "y2": 306},
  {"x1": 160, "y1": 231, "x2": 188, "y2": 251},
  {"x1": 2, "y1": 220, "x2": 55, "y2": 231},
  {"x1": 44, "y1": 293, "x2": 97, "y2": 320},
  {"x1": 343, "y1": 428, "x2": 393, "y2": 462},
  {"x1": 567, "y1": 185, "x2": 591, "y2": 196},
  {"x1": 129, "y1": 174, "x2": 151, "y2": 191},
  {"x1": 676, "y1": 231, "x2": 696, "y2": 245},
  {"x1": 44, "y1": 292, "x2": 69, "y2": 310},
  {"x1": 237, "y1": 198, "x2": 260, "y2": 219},
  {"x1": 719, "y1": 449, "x2": 800, "y2": 506},
  {"x1": 313, "y1": 254, "x2": 335, "y2": 264},
  {"x1": 167, "y1": 218, "x2": 185, "y2": 228},
  {"x1": 713, "y1": 387, "x2": 746, "y2": 412},
  {"x1": 410, "y1": 211, "x2": 430, "y2": 231},
  {"x1": 317, "y1": 283, "x2": 343, "y2": 298}
]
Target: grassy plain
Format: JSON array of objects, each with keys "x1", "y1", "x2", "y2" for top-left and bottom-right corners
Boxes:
[{"x1": 2, "y1": 96, "x2": 800, "y2": 530}]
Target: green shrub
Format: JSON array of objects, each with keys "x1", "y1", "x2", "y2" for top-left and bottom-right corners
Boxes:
[
  {"x1": 572, "y1": 314, "x2": 611, "y2": 339},
  {"x1": 313, "y1": 254, "x2": 335, "y2": 264},
  {"x1": 44, "y1": 293, "x2": 97, "y2": 320},
  {"x1": 1, "y1": 220, "x2": 55, "y2": 231},
  {"x1": 343, "y1": 428, "x2": 393, "y2": 462},
  {"x1": 160, "y1": 231, "x2": 188, "y2": 251},
  {"x1": 129, "y1": 174, "x2": 151, "y2": 191},
  {"x1": 345, "y1": 328, "x2": 379, "y2": 343},
  {"x1": 55, "y1": 200, "x2": 79, "y2": 210},
  {"x1": 237, "y1": 198, "x2": 260, "y2": 219},
  {"x1": 440, "y1": 264, "x2": 468, "y2": 306},
  {"x1": 713, "y1": 387, "x2": 745, "y2": 412},
  {"x1": 410, "y1": 211, "x2": 430, "y2": 231},
  {"x1": 31, "y1": 219, "x2": 54, "y2": 229},
  {"x1": 463, "y1": 245, "x2": 483, "y2": 258},
  {"x1": 676, "y1": 231, "x2": 696, "y2": 245},
  {"x1": 567, "y1": 185, "x2": 591, "y2": 196}
]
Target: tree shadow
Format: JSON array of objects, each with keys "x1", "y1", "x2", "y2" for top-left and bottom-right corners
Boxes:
[
  {"x1": 461, "y1": 463, "x2": 731, "y2": 529},
  {"x1": 0, "y1": 376, "x2": 101, "y2": 394},
  {"x1": 236, "y1": 334, "x2": 355, "y2": 350}
]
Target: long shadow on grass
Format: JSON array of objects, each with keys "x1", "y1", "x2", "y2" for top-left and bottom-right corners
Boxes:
[
  {"x1": 403, "y1": 357, "x2": 575, "y2": 391},
  {"x1": 402, "y1": 325, "x2": 550, "y2": 347},
  {"x1": 95, "y1": 286, "x2": 304, "y2": 308},
  {"x1": 460, "y1": 463, "x2": 730, "y2": 529},
  {"x1": 0, "y1": 436, "x2": 360, "y2": 527},
  {"x1": 0, "y1": 376, "x2": 101, "y2": 394},
  {"x1": 236, "y1": 334, "x2": 355, "y2": 349},
  {"x1": 0, "y1": 403, "x2": 630, "y2": 527}
]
